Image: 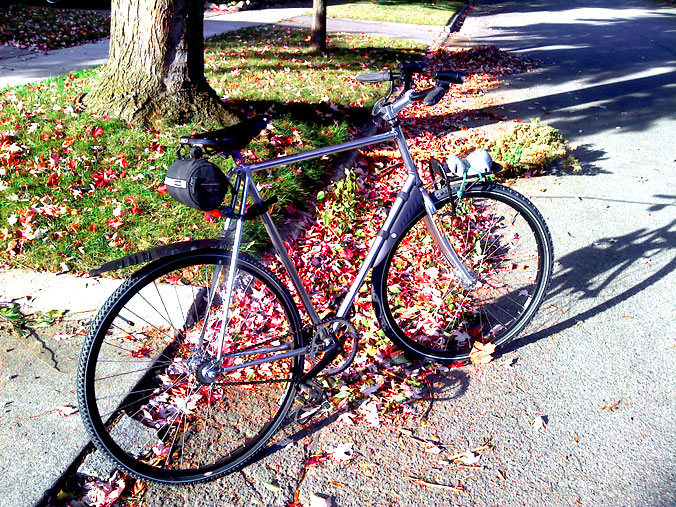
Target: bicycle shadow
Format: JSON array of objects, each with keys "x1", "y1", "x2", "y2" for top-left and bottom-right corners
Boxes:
[
  {"x1": 501, "y1": 214, "x2": 676, "y2": 355},
  {"x1": 256, "y1": 367, "x2": 470, "y2": 462}
]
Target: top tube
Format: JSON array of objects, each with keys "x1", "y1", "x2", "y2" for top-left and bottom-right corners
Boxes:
[{"x1": 246, "y1": 130, "x2": 397, "y2": 173}]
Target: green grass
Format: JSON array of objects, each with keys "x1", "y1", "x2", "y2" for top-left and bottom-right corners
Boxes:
[
  {"x1": 0, "y1": 25, "x2": 424, "y2": 272},
  {"x1": 327, "y1": 0, "x2": 464, "y2": 25},
  {"x1": 0, "y1": 5, "x2": 109, "y2": 51}
]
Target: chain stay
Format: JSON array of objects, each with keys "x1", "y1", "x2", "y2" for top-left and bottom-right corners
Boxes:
[{"x1": 204, "y1": 316, "x2": 357, "y2": 387}]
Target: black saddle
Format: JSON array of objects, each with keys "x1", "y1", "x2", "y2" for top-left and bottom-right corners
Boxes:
[{"x1": 180, "y1": 116, "x2": 270, "y2": 151}]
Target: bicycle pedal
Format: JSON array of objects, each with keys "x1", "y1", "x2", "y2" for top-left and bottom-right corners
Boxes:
[
  {"x1": 296, "y1": 380, "x2": 324, "y2": 404},
  {"x1": 292, "y1": 398, "x2": 332, "y2": 425}
]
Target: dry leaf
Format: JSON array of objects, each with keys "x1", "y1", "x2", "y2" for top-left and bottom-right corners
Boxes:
[
  {"x1": 408, "y1": 476, "x2": 464, "y2": 493},
  {"x1": 601, "y1": 399, "x2": 622, "y2": 412},
  {"x1": 531, "y1": 415, "x2": 547, "y2": 431},
  {"x1": 457, "y1": 451, "x2": 480, "y2": 466},
  {"x1": 470, "y1": 342, "x2": 496, "y2": 365},
  {"x1": 261, "y1": 481, "x2": 282, "y2": 492},
  {"x1": 424, "y1": 442, "x2": 444, "y2": 454},
  {"x1": 55, "y1": 404, "x2": 78, "y2": 417},
  {"x1": 309, "y1": 493, "x2": 333, "y2": 507},
  {"x1": 328, "y1": 442, "x2": 353, "y2": 461}
]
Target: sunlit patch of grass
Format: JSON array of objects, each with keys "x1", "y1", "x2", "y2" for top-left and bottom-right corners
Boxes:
[
  {"x1": 0, "y1": 26, "x2": 424, "y2": 272},
  {"x1": 326, "y1": 0, "x2": 464, "y2": 26}
]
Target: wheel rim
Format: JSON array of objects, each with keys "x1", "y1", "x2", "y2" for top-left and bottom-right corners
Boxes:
[
  {"x1": 383, "y1": 189, "x2": 549, "y2": 360},
  {"x1": 80, "y1": 253, "x2": 302, "y2": 482}
]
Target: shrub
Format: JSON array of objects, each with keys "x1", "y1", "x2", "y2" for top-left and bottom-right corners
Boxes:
[{"x1": 490, "y1": 119, "x2": 569, "y2": 176}]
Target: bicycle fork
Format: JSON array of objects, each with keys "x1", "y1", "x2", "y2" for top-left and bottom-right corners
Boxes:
[{"x1": 420, "y1": 190, "x2": 478, "y2": 289}]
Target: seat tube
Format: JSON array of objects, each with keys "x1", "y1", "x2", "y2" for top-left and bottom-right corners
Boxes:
[{"x1": 214, "y1": 171, "x2": 251, "y2": 363}]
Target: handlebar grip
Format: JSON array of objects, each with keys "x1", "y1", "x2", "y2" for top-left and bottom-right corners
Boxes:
[
  {"x1": 356, "y1": 71, "x2": 392, "y2": 83},
  {"x1": 435, "y1": 70, "x2": 466, "y2": 84},
  {"x1": 424, "y1": 83, "x2": 450, "y2": 106},
  {"x1": 399, "y1": 61, "x2": 427, "y2": 73}
]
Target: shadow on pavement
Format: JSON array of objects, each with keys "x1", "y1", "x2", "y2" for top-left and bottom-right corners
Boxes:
[
  {"x1": 504, "y1": 215, "x2": 676, "y2": 354},
  {"x1": 465, "y1": 0, "x2": 676, "y2": 138}
]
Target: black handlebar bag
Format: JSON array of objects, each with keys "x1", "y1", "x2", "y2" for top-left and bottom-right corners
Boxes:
[{"x1": 165, "y1": 157, "x2": 229, "y2": 211}]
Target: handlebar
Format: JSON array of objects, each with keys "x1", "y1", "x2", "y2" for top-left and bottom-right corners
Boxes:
[
  {"x1": 356, "y1": 61, "x2": 466, "y2": 109},
  {"x1": 355, "y1": 70, "x2": 393, "y2": 84}
]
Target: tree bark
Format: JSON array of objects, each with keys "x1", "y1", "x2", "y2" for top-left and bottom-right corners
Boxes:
[
  {"x1": 310, "y1": 0, "x2": 327, "y2": 52},
  {"x1": 86, "y1": 0, "x2": 235, "y2": 127}
]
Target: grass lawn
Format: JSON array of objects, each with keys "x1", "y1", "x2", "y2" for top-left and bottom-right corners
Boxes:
[
  {"x1": 0, "y1": 25, "x2": 424, "y2": 272},
  {"x1": 0, "y1": 4, "x2": 109, "y2": 51},
  {"x1": 327, "y1": 0, "x2": 465, "y2": 25}
]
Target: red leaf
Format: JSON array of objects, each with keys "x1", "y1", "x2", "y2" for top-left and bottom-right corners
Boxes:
[
  {"x1": 92, "y1": 126, "x2": 104, "y2": 137},
  {"x1": 47, "y1": 172, "x2": 60, "y2": 187},
  {"x1": 155, "y1": 185, "x2": 168, "y2": 194},
  {"x1": 106, "y1": 218, "x2": 124, "y2": 230},
  {"x1": 339, "y1": 248, "x2": 354, "y2": 260},
  {"x1": 55, "y1": 404, "x2": 78, "y2": 417}
]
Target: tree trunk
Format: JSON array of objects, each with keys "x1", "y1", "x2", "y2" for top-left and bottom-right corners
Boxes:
[
  {"x1": 310, "y1": 0, "x2": 327, "y2": 52},
  {"x1": 86, "y1": 0, "x2": 234, "y2": 127}
]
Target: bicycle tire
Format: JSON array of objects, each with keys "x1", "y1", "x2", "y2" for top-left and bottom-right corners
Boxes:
[
  {"x1": 372, "y1": 183, "x2": 553, "y2": 363},
  {"x1": 77, "y1": 249, "x2": 304, "y2": 484}
]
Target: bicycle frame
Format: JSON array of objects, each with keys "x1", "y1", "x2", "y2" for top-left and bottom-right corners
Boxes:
[{"x1": 206, "y1": 93, "x2": 478, "y2": 383}]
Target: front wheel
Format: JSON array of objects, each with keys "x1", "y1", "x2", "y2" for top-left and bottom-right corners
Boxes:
[
  {"x1": 77, "y1": 250, "x2": 304, "y2": 484},
  {"x1": 372, "y1": 184, "x2": 553, "y2": 363}
]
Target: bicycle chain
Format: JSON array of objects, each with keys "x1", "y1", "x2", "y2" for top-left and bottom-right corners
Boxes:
[{"x1": 207, "y1": 316, "x2": 355, "y2": 387}]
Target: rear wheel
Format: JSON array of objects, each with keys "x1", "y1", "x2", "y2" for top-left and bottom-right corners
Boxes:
[
  {"x1": 372, "y1": 184, "x2": 553, "y2": 363},
  {"x1": 77, "y1": 250, "x2": 304, "y2": 484}
]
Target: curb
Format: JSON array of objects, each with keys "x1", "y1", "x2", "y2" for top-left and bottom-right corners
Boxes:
[{"x1": 445, "y1": 0, "x2": 472, "y2": 33}]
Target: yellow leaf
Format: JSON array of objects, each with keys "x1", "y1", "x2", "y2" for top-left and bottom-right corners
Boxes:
[{"x1": 469, "y1": 342, "x2": 496, "y2": 365}]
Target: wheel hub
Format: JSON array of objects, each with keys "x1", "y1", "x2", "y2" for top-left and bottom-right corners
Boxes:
[{"x1": 195, "y1": 360, "x2": 221, "y2": 384}]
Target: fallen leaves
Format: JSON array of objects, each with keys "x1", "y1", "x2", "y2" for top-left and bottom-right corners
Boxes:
[
  {"x1": 55, "y1": 404, "x2": 79, "y2": 417},
  {"x1": 261, "y1": 481, "x2": 283, "y2": 493},
  {"x1": 308, "y1": 493, "x2": 334, "y2": 507},
  {"x1": 0, "y1": 5, "x2": 110, "y2": 51},
  {"x1": 469, "y1": 341, "x2": 496, "y2": 365},
  {"x1": 531, "y1": 415, "x2": 547, "y2": 431},
  {"x1": 327, "y1": 442, "x2": 353, "y2": 462},
  {"x1": 601, "y1": 399, "x2": 622, "y2": 412},
  {"x1": 83, "y1": 472, "x2": 125, "y2": 507}
]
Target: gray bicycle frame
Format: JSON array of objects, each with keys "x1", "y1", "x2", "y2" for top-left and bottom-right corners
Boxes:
[{"x1": 208, "y1": 91, "x2": 476, "y2": 372}]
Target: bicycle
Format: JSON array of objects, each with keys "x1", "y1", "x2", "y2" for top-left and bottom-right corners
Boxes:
[{"x1": 77, "y1": 61, "x2": 554, "y2": 485}]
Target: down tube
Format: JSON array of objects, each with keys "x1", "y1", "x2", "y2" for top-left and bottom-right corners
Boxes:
[
  {"x1": 334, "y1": 173, "x2": 419, "y2": 320},
  {"x1": 249, "y1": 184, "x2": 323, "y2": 326}
]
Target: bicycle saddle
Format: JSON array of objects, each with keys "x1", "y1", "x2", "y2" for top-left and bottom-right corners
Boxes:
[{"x1": 180, "y1": 115, "x2": 270, "y2": 151}]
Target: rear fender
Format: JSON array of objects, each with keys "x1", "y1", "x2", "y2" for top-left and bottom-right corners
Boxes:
[{"x1": 90, "y1": 238, "x2": 229, "y2": 276}]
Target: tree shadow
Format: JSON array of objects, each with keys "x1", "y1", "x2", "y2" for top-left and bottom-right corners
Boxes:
[
  {"x1": 224, "y1": 97, "x2": 372, "y2": 125},
  {"x1": 462, "y1": 0, "x2": 676, "y2": 138}
]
